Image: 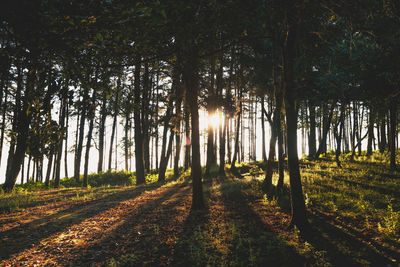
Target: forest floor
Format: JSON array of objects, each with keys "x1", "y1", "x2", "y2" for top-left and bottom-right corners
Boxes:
[{"x1": 1, "y1": 156, "x2": 400, "y2": 266}]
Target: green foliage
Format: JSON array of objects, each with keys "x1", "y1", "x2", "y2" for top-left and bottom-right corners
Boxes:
[
  {"x1": 57, "y1": 171, "x2": 135, "y2": 188},
  {"x1": 0, "y1": 189, "x2": 37, "y2": 212}
]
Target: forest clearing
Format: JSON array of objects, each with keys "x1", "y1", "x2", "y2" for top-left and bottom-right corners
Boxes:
[{"x1": 1, "y1": 155, "x2": 400, "y2": 266}]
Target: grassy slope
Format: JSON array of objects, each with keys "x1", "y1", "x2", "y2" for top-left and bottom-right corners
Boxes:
[{"x1": 0, "y1": 154, "x2": 399, "y2": 266}]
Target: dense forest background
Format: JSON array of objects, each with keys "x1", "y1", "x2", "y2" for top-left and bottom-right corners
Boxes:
[{"x1": 1, "y1": 0, "x2": 400, "y2": 237}]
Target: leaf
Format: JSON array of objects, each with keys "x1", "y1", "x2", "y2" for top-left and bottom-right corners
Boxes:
[{"x1": 161, "y1": 9, "x2": 167, "y2": 19}]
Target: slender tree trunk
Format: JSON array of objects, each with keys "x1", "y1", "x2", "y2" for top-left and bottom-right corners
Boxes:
[
  {"x1": 97, "y1": 91, "x2": 107, "y2": 172},
  {"x1": 380, "y1": 109, "x2": 387, "y2": 153},
  {"x1": 55, "y1": 86, "x2": 67, "y2": 188},
  {"x1": 45, "y1": 153, "x2": 54, "y2": 187},
  {"x1": 142, "y1": 62, "x2": 151, "y2": 173},
  {"x1": 124, "y1": 115, "x2": 130, "y2": 170},
  {"x1": 308, "y1": 101, "x2": 316, "y2": 158},
  {"x1": 277, "y1": 116, "x2": 285, "y2": 190},
  {"x1": 83, "y1": 89, "x2": 96, "y2": 187},
  {"x1": 133, "y1": 58, "x2": 145, "y2": 184},
  {"x1": 174, "y1": 86, "x2": 183, "y2": 177},
  {"x1": 74, "y1": 86, "x2": 89, "y2": 183},
  {"x1": 230, "y1": 71, "x2": 242, "y2": 172},
  {"x1": 64, "y1": 99, "x2": 69, "y2": 179},
  {"x1": 205, "y1": 59, "x2": 216, "y2": 175},
  {"x1": 261, "y1": 96, "x2": 267, "y2": 162},
  {"x1": 108, "y1": 80, "x2": 120, "y2": 171},
  {"x1": 315, "y1": 103, "x2": 335, "y2": 159},
  {"x1": 184, "y1": 109, "x2": 191, "y2": 170},
  {"x1": 390, "y1": 99, "x2": 397, "y2": 170},
  {"x1": 0, "y1": 88, "x2": 8, "y2": 167},
  {"x1": 367, "y1": 106, "x2": 375, "y2": 156}
]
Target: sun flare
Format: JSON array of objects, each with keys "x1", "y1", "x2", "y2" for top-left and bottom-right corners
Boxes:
[{"x1": 207, "y1": 111, "x2": 224, "y2": 129}]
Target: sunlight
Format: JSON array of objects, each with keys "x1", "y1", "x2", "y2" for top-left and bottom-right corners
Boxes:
[{"x1": 207, "y1": 111, "x2": 224, "y2": 129}]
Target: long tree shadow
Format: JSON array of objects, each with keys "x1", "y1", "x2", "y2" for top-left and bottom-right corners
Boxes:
[
  {"x1": 0, "y1": 181, "x2": 168, "y2": 261},
  {"x1": 218, "y1": 178, "x2": 305, "y2": 266},
  {"x1": 0, "y1": 187, "x2": 125, "y2": 213},
  {"x1": 304, "y1": 210, "x2": 397, "y2": 266},
  {"x1": 310, "y1": 209, "x2": 400, "y2": 262},
  {"x1": 307, "y1": 168, "x2": 400, "y2": 198},
  {"x1": 170, "y1": 183, "x2": 211, "y2": 266},
  {"x1": 69, "y1": 181, "x2": 192, "y2": 266},
  {"x1": 265, "y1": 183, "x2": 397, "y2": 265}
]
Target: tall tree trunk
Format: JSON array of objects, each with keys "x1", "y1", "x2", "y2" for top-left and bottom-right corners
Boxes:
[
  {"x1": 205, "y1": 58, "x2": 216, "y2": 175},
  {"x1": 230, "y1": 71, "x2": 242, "y2": 172},
  {"x1": 97, "y1": 91, "x2": 107, "y2": 172},
  {"x1": 277, "y1": 115, "x2": 285, "y2": 190},
  {"x1": 174, "y1": 84, "x2": 183, "y2": 177},
  {"x1": 108, "y1": 79, "x2": 120, "y2": 171},
  {"x1": 334, "y1": 104, "x2": 345, "y2": 168},
  {"x1": 0, "y1": 87, "x2": 8, "y2": 167},
  {"x1": 261, "y1": 96, "x2": 267, "y2": 162},
  {"x1": 184, "y1": 109, "x2": 191, "y2": 170},
  {"x1": 124, "y1": 115, "x2": 130, "y2": 171},
  {"x1": 308, "y1": 101, "x2": 316, "y2": 158},
  {"x1": 74, "y1": 85, "x2": 89, "y2": 183},
  {"x1": 367, "y1": 105, "x2": 375, "y2": 156},
  {"x1": 184, "y1": 51, "x2": 204, "y2": 210},
  {"x1": 283, "y1": 13, "x2": 308, "y2": 231},
  {"x1": 64, "y1": 98, "x2": 69, "y2": 179},
  {"x1": 142, "y1": 62, "x2": 151, "y2": 173},
  {"x1": 379, "y1": 109, "x2": 387, "y2": 153},
  {"x1": 315, "y1": 102, "x2": 335, "y2": 159},
  {"x1": 133, "y1": 58, "x2": 145, "y2": 184},
  {"x1": 3, "y1": 64, "x2": 33, "y2": 192},
  {"x1": 390, "y1": 99, "x2": 397, "y2": 170},
  {"x1": 55, "y1": 86, "x2": 67, "y2": 188},
  {"x1": 83, "y1": 90, "x2": 96, "y2": 187},
  {"x1": 45, "y1": 153, "x2": 54, "y2": 187}
]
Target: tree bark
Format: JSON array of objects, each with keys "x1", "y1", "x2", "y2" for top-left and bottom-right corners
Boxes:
[
  {"x1": 183, "y1": 50, "x2": 204, "y2": 210},
  {"x1": 315, "y1": 103, "x2": 335, "y2": 159},
  {"x1": 308, "y1": 101, "x2": 316, "y2": 158},
  {"x1": 74, "y1": 85, "x2": 89, "y2": 183},
  {"x1": 3, "y1": 65, "x2": 34, "y2": 192},
  {"x1": 133, "y1": 58, "x2": 146, "y2": 184},
  {"x1": 97, "y1": 91, "x2": 107, "y2": 172},
  {"x1": 390, "y1": 99, "x2": 397, "y2": 170},
  {"x1": 283, "y1": 13, "x2": 308, "y2": 231}
]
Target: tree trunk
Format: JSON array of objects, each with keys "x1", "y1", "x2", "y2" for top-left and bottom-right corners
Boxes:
[
  {"x1": 97, "y1": 91, "x2": 107, "y2": 172},
  {"x1": 74, "y1": 85, "x2": 89, "y2": 183},
  {"x1": 45, "y1": 153, "x2": 54, "y2": 187},
  {"x1": 308, "y1": 101, "x2": 316, "y2": 158},
  {"x1": 230, "y1": 77, "x2": 242, "y2": 172},
  {"x1": 142, "y1": 62, "x2": 151, "y2": 173},
  {"x1": 261, "y1": 96, "x2": 267, "y2": 162},
  {"x1": 83, "y1": 89, "x2": 96, "y2": 187},
  {"x1": 64, "y1": 98, "x2": 69, "y2": 179},
  {"x1": 133, "y1": 58, "x2": 146, "y2": 184},
  {"x1": 3, "y1": 65, "x2": 33, "y2": 192},
  {"x1": 315, "y1": 103, "x2": 335, "y2": 159},
  {"x1": 183, "y1": 50, "x2": 204, "y2": 210},
  {"x1": 55, "y1": 86, "x2": 67, "y2": 187},
  {"x1": 108, "y1": 79, "x2": 120, "y2": 171},
  {"x1": 283, "y1": 13, "x2": 308, "y2": 231},
  {"x1": 390, "y1": 99, "x2": 397, "y2": 170},
  {"x1": 367, "y1": 106, "x2": 375, "y2": 156},
  {"x1": 184, "y1": 109, "x2": 191, "y2": 170}
]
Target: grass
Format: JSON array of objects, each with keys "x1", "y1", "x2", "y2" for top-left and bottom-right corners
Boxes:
[{"x1": 1, "y1": 152, "x2": 399, "y2": 266}]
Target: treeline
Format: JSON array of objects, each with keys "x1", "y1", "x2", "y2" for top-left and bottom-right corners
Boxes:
[{"x1": 1, "y1": 0, "x2": 399, "y2": 231}]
